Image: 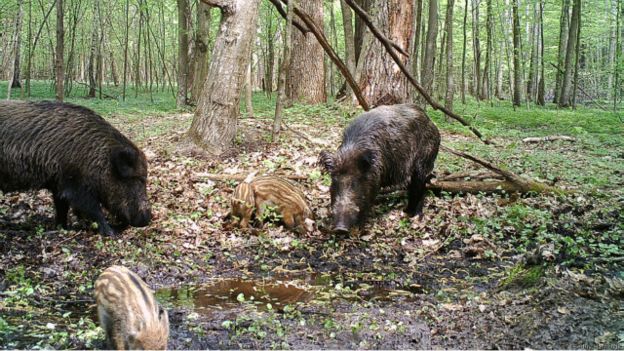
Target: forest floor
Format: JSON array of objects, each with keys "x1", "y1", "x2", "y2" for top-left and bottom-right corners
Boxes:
[{"x1": 1, "y1": 87, "x2": 623, "y2": 349}]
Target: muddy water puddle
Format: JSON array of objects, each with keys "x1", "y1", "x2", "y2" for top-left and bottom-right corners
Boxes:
[{"x1": 157, "y1": 273, "x2": 422, "y2": 315}]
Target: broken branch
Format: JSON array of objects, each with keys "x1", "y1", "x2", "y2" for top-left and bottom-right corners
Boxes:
[{"x1": 522, "y1": 135, "x2": 576, "y2": 143}]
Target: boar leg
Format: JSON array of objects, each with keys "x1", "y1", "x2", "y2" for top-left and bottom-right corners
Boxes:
[
  {"x1": 67, "y1": 193, "x2": 115, "y2": 236},
  {"x1": 52, "y1": 193, "x2": 70, "y2": 228},
  {"x1": 405, "y1": 174, "x2": 427, "y2": 217}
]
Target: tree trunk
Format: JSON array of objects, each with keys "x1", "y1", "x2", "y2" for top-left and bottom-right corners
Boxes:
[
  {"x1": 512, "y1": 0, "x2": 522, "y2": 106},
  {"x1": 245, "y1": 56, "x2": 254, "y2": 118},
  {"x1": 286, "y1": 0, "x2": 326, "y2": 104},
  {"x1": 558, "y1": 0, "x2": 580, "y2": 107},
  {"x1": 482, "y1": 0, "x2": 493, "y2": 101},
  {"x1": 354, "y1": 0, "x2": 414, "y2": 106},
  {"x1": 536, "y1": 0, "x2": 545, "y2": 106},
  {"x1": 177, "y1": 0, "x2": 191, "y2": 107},
  {"x1": 273, "y1": 0, "x2": 294, "y2": 141},
  {"x1": 340, "y1": 0, "x2": 357, "y2": 99},
  {"x1": 554, "y1": 0, "x2": 570, "y2": 103},
  {"x1": 55, "y1": 0, "x2": 64, "y2": 101},
  {"x1": 472, "y1": 0, "x2": 482, "y2": 99},
  {"x1": 420, "y1": 0, "x2": 438, "y2": 103},
  {"x1": 444, "y1": 0, "x2": 455, "y2": 110},
  {"x1": 354, "y1": 0, "x2": 371, "y2": 64},
  {"x1": 87, "y1": 0, "x2": 99, "y2": 98},
  {"x1": 191, "y1": 3, "x2": 213, "y2": 104},
  {"x1": 122, "y1": 0, "x2": 129, "y2": 101},
  {"x1": 10, "y1": 0, "x2": 24, "y2": 91},
  {"x1": 461, "y1": 0, "x2": 468, "y2": 103},
  {"x1": 412, "y1": 0, "x2": 423, "y2": 84},
  {"x1": 188, "y1": 0, "x2": 261, "y2": 155},
  {"x1": 526, "y1": 1, "x2": 538, "y2": 102}
]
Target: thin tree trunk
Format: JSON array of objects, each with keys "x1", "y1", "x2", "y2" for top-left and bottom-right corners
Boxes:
[
  {"x1": 329, "y1": 1, "x2": 338, "y2": 97},
  {"x1": 177, "y1": 0, "x2": 191, "y2": 106},
  {"x1": 536, "y1": 0, "x2": 545, "y2": 106},
  {"x1": 472, "y1": 0, "x2": 482, "y2": 99},
  {"x1": 273, "y1": 0, "x2": 294, "y2": 141},
  {"x1": 87, "y1": 0, "x2": 98, "y2": 98},
  {"x1": 512, "y1": 0, "x2": 522, "y2": 106},
  {"x1": 135, "y1": 0, "x2": 143, "y2": 98},
  {"x1": 122, "y1": 0, "x2": 129, "y2": 101},
  {"x1": 482, "y1": 0, "x2": 492, "y2": 101},
  {"x1": 571, "y1": 4, "x2": 581, "y2": 108},
  {"x1": 421, "y1": 0, "x2": 438, "y2": 103},
  {"x1": 559, "y1": 0, "x2": 580, "y2": 107},
  {"x1": 55, "y1": 0, "x2": 64, "y2": 101},
  {"x1": 614, "y1": 0, "x2": 621, "y2": 110},
  {"x1": 412, "y1": 0, "x2": 423, "y2": 83},
  {"x1": 341, "y1": 0, "x2": 356, "y2": 100},
  {"x1": 461, "y1": 0, "x2": 468, "y2": 103},
  {"x1": 526, "y1": 0, "x2": 538, "y2": 102},
  {"x1": 444, "y1": 0, "x2": 455, "y2": 110},
  {"x1": 188, "y1": 0, "x2": 261, "y2": 155},
  {"x1": 7, "y1": 0, "x2": 24, "y2": 98},
  {"x1": 246, "y1": 55, "x2": 254, "y2": 118},
  {"x1": 554, "y1": 0, "x2": 570, "y2": 103}
]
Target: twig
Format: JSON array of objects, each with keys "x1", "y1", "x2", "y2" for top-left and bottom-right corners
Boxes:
[
  {"x1": 343, "y1": 0, "x2": 492, "y2": 145},
  {"x1": 192, "y1": 173, "x2": 309, "y2": 182}
]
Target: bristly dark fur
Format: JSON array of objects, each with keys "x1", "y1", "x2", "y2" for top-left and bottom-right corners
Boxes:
[
  {"x1": 0, "y1": 100, "x2": 151, "y2": 236},
  {"x1": 320, "y1": 103, "x2": 440, "y2": 232}
]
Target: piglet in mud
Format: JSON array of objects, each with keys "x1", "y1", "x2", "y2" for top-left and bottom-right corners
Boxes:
[
  {"x1": 0, "y1": 100, "x2": 151, "y2": 236},
  {"x1": 319, "y1": 104, "x2": 440, "y2": 233}
]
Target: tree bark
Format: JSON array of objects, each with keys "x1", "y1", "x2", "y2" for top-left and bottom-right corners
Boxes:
[
  {"x1": 536, "y1": 0, "x2": 545, "y2": 106},
  {"x1": 558, "y1": 0, "x2": 580, "y2": 107},
  {"x1": 191, "y1": 1, "x2": 212, "y2": 104},
  {"x1": 472, "y1": 0, "x2": 482, "y2": 99},
  {"x1": 482, "y1": 0, "x2": 493, "y2": 100},
  {"x1": 273, "y1": 0, "x2": 294, "y2": 141},
  {"x1": 286, "y1": 0, "x2": 326, "y2": 104},
  {"x1": 354, "y1": 0, "x2": 371, "y2": 63},
  {"x1": 461, "y1": 0, "x2": 468, "y2": 104},
  {"x1": 554, "y1": 0, "x2": 570, "y2": 103},
  {"x1": 420, "y1": 0, "x2": 438, "y2": 103},
  {"x1": 177, "y1": 0, "x2": 191, "y2": 107},
  {"x1": 55, "y1": 0, "x2": 64, "y2": 101},
  {"x1": 512, "y1": 0, "x2": 522, "y2": 106},
  {"x1": 412, "y1": 0, "x2": 423, "y2": 84},
  {"x1": 87, "y1": 0, "x2": 99, "y2": 98},
  {"x1": 188, "y1": 0, "x2": 261, "y2": 155},
  {"x1": 444, "y1": 0, "x2": 455, "y2": 110},
  {"x1": 355, "y1": 0, "x2": 414, "y2": 106},
  {"x1": 10, "y1": 0, "x2": 24, "y2": 91},
  {"x1": 122, "y1": 0, "x2": 129, "y2": 101},
  {"x1": 340, "y1": 0, "x2": 357, "y2": 100}
]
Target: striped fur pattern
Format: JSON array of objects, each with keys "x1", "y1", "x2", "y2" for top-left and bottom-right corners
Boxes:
[
  {"x1": 231, "y1": 175, "x2": 313, "y2": 232},
  {"x1": 95, "y1": 266, "x2": 169, "y2": 350}
]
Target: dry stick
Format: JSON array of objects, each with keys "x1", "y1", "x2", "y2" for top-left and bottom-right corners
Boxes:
[
  {"x1": 193, "y1": 173, "x2": 309, "y2": 182},
  {"x1": 268, "y1": 0, "x2": 370, "y2": 111},
  {"x1": 343, "y1": 0, "x2": 492, "y2": 145},
  {"x1": 522, "y1": 135, "x2": 576, "y2": 143}
]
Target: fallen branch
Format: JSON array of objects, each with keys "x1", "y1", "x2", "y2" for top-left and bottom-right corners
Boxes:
[
  {"x1": 428, "y1": 180, "x2": 527, "y2": 194},
  {"x1": 343, "y1": 0, "x2": 492, "y2": 145},
  {"x1": 281, "y1": 122, "x2": 330, "y2": 147},
  {"x1": 440, "y1": 145, "x2": 563, "y2": 194},
  {"x1": 268, "y1": 0, "x2": 370, "y2": 110},
  {"x1": 522, "y1": 135, "x2": 576, "y2": 143},
  {"x1": 437, "y1": 171, "x2": 503, "y2": 182}
]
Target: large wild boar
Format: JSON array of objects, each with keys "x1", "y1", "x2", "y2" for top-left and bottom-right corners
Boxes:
[
  {"x1": 319, "y1": 104, "x2": 440, "y2": 233},
  {"x1": 0, "y1": 100, "x2": 151, "y2": 236}
]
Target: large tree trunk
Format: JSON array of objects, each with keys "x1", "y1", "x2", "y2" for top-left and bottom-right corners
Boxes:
[
  {"x1": 554, "y1": 0, "x2": 570, "y2": 103},
  {"x1": 512, "y1": 0, "x2": 522, "y2": 106},
  {"x1": 420, "y1": 0, "x2": 438, "y2": 104},
  {"x1": 355, "y1": 0, "x2": 414, "y2": 106},
  {"x1": 273, "y1": 0, "x2": 294, "y2": 141},
  {"x1": 55, "y1": 0, "x2": 64, "y2": 101},
  {"x1": 354, "y1": 0, "x2": 371, "y2": 64},
  {"x1": 188, "y1": 0, "x2": 260, "y2": 155},
  {"x1": 340, "y1": 0, "x2": 357, "y2": 99},
  {"x1": 558, "y1": 0, "x2": 580, "y2": 107},
  {"x1": 191, "y1": 3, "x2": 212, "y2": 104},
  {"x1": 177, "y1": 0, "x2": 191, "y2": 107},
  {"x1": 9, "y1": 0, "x2": 24, "y2": 91},
  {"x1": 286, "y1": 0, "x2": 326, "y2": 104},
  {"x1": 444, "y1": 0, "x2": 455, "y2": 110}
]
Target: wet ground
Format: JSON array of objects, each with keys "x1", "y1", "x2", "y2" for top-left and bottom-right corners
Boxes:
[{"x1": 1, "y1": 112, "x2": 623, "y2": 349}]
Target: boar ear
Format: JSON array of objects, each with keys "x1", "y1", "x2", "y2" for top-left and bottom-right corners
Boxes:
[
  {"x1": 357, "y1": 150, "x2": 375, "y2": 171},
  {"x1": 318, "y1": 151, "x2": 335, "y2": 172},
  {"x1": 111, "y1": 147, "x2": 137, "y2": 178}
]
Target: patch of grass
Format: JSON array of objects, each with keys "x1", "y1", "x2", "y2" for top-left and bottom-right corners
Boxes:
[{"x1": 499, "y1": 264, "x2": 546, "y2": 290}]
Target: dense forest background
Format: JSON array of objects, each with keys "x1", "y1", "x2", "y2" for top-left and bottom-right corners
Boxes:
[{"x1": 1, "y1": 0, "x2": 622, "y2": 112}]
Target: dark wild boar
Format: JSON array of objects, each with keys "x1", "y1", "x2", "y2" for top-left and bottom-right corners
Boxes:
[
  {"x1": 95, "y1": 265, "x2": 169, "y2": 350},
  {"x1": 231, "y1": 175, "x2": 314, "y2": 232},
  {"x1": 319, "y1": 104, "x2": 440, "y2": 233},
  {"x1": 0, "y1": 100, "x2": 151, "y2": 236}
]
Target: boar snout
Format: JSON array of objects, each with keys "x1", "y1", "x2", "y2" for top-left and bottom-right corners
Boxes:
[{"x1": 131, "y1": 209, "x2": 151, "y2": 227}]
